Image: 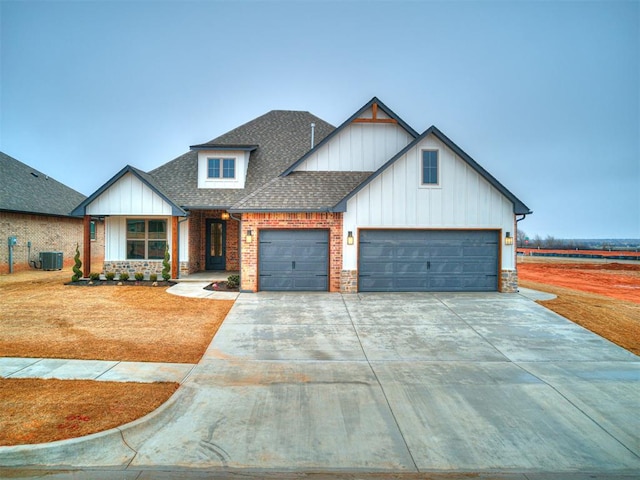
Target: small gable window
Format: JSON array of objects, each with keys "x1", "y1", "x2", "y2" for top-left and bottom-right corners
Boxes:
[
  {"x1": 126, "y1": 219, "x2": 167, "y2": 260},
  {"x1": 422, "y1": 150, "x2": 439, "y2": 185},
  {"x1": 207, "y1": 158, "x2": 235, "y2": 179}
]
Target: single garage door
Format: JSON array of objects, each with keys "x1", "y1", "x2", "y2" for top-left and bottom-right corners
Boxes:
[
  {"x1": 359, "y1": 230, "x2": 499, "y2": 292},
  {"x1": 259, "y1": 229, "x2": 329, "y2": 291}
]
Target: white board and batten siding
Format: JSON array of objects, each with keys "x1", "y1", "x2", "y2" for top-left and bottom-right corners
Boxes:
[
  {"x1": 343, "y1": 133, "x2": 517, "y2": 270},
  {"x1": 294, "y1": 123, "x2": 414, "y2": 172},
  {"x1": 104, "y1": 217, "x2": 189, "y2": 262},
  {"x1": 87, "y1": 172, "x2": 189, "y2": 262},
  {"x1": 86, "y1": 172, "x2": 174, "y2": 216}
]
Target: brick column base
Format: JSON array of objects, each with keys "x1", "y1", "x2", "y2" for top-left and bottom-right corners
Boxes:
[
  {"x1": 340, "y1": 270, "x2": 358, "y2": 293},
  {"x1": 500, "y1": 270, "x2": 519, "y2": 293}
]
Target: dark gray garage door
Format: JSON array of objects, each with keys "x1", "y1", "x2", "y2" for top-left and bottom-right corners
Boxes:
[
  {"x1": 359, "y1": 230, "x2": 499, "y2": 292},
  {"x1": 259, "y1": 230, "x2": 329, "y2": 291}
]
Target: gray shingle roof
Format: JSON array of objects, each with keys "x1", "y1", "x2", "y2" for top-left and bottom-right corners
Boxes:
[
  {"x1": 0, "y1": 152, "x2": 86, "y2": 217},
  {"x1": 149, "y1": 111, "x2": 335, "y2": 209},
  {"x1": 230, "y1": 171, "x2": 373, "y2": 212}
]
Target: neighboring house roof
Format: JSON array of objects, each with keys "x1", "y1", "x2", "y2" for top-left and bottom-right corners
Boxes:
[
  {"x1": 334, "y1": 126, "x2": 533, "y2": 215},
  {"x1": 148, "y1": 110, "x2": 334, "y2": 209},
  {"x1": 71, "y1": 165, "x2": 187, "y2": 216},
  {"x1": 0, "y1": 151, "x2": 86, "y2": 217},
  {"x1": 281, "y1": 97, "x2": 419, "y2": 176},
  {"x1": 230, "y1": 171, "x2": 372, "y2": 212}
]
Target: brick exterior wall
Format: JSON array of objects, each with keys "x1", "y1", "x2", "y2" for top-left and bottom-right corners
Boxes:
[
  {"x1": 187, "y1": 210, "x2": 239, "y2": 274},
  {"x1": 500, "y1": 269, "x2": 519, "y2": 293},
  {"x1": 0, "y1": 211, "x2": 104, "y2": 275},
  {"x1": 240, "y1": 212, "x2": 343, "y2": 292}
]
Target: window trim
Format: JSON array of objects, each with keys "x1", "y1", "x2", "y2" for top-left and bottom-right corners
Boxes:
[
  {"x1": 207, "y1": 157, "x2": 236, "y2": 180},
  {"x1": 420, "y1": 149, "x2": 440, "y2": 187},
  {"x1": 90, "y1": 221, "x2": 96, "y2": 241},
  {"x1": 125, "y1": 218, "x2": 168, "y2": 260}
]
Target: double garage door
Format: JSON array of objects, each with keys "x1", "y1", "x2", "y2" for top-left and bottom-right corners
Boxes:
[
  {"x1": 258, "y1": 229, "x2": 498, "y2": 292},
  {"x1": 359, "y1": 230, "x2": 499, "y2": 292}
]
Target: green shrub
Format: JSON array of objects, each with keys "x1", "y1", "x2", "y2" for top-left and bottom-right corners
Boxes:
[
  {"x1": 71, "y1": 243, "x2": 82, "y2": 282},
  {"x1": 119, "y1": 272, "x2": 130, "y2": 281},
  {"x1": 89, "y1": 272, "x2": 100, "y2": 281},
  {"x1": 162, "y1": 244, "x2": 171, "y2": 281},
  {"x1": 149, "y1": 273, "x2": 158, "y2": 282},
  {"x1": 227, "y1": 274, "x2": 240, "y2": 289},
  {"x1": 134, "y1": 272, "x2": 144, "y2": 281},
  {"x1": 105, "y1": 272, "x2": 116, "y2": 281}
]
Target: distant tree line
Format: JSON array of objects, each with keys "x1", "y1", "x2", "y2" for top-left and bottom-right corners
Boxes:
[{"x1": 516, "y1": 231, "x2": 640, "y2": 250}]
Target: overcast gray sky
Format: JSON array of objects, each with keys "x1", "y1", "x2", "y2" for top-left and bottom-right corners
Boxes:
[{"x1": 1, "y1": 0, "x2": 638, "y2": 239}]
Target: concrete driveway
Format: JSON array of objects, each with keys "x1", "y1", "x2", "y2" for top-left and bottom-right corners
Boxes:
[{"x1": 2, "y1": 290, "x2": 639, "y2": 477}]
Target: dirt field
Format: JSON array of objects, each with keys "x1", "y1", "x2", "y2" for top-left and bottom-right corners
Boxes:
[
  {"x1": 518, "y1": 257, "x2": 640, "y2": 355},
  {"x1": 0, "y1": 270, "x2": 233, "y2": 363}
]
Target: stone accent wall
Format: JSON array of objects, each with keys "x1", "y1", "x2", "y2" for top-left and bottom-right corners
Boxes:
[
  {"x1": 0, "y1": 211, "x2": 104, "y2": 274},
  {"x1": 103, "y1": 260, "x2": 188, "y2": 279},
  {"x1": 241, "y1": 212, "x2": 343, "y2": 292},
  {"x1": 340, "y1": 269, "x2": 358, "y2": 293},
  {"x1": 501, "y1": 269, "x2": 519, "y2": 293}
]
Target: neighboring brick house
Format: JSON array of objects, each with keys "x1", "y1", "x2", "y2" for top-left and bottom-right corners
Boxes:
[
  {"x1": 0, "y1": 152, "x2": 104, "y2": 274},
  {"x1": 72, "y1": 97, "x2": 531, "y2": 292}
]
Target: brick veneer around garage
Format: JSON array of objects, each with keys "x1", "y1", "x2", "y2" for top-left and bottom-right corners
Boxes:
[{"x1": 240, "y1": 212, "x2": 343, "y2": 292}]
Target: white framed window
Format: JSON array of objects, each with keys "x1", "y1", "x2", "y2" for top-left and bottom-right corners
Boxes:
[
  {"x1": 90, "y1": 221, "x2": 96, "y2": 241},
  {"x1": 421, "y1": 150, "x2": 439, "y2": 186},
  {"x1": 207, "y1": 158, "x2": 236, "y2": 179},
  {"x1": 126, "y1": 219, "x2": 167, "y2": 259}
]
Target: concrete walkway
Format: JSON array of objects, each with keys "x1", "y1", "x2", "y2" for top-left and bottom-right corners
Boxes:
[{"x1": 1, "y1": 285, "x2": 639, "y2": 479}]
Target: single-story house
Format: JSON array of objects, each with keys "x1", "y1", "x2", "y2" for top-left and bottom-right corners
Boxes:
[
  {"x1": 72, "y1": 97, "x2": 531, "y2": 293},
  {"x1": 0, "y1": 152, "x2": 104, "y2": 274}
]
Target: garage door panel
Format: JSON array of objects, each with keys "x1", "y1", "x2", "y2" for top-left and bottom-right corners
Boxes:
[
  {"x1": 259, "y1": 230, "x2": 329, "y2": 291},
  {"x1": 359, "y1": 230, "x2": 498, "y2": 292}
]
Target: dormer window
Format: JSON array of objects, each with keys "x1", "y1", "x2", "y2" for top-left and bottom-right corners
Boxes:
[
  {"x1": 208, "y1": 158, "x2": 236, "y2": 179},
  {"x1": 192, "y1": 145, "x2": 257, "y2": 190}
]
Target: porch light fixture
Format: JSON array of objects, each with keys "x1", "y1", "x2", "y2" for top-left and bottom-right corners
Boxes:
[
  {"x1": 221, "y1": 212, "x2": 230, "y2": 220},
  {"x1": 505, "y1": 232, "x2": 513, "y2": 245},
  {"x1": 347, "y1": 231, "x2": 354, "y2": 246},
  {"x1": 245, "y1": 229, "x2": 253, "y2": 243}
]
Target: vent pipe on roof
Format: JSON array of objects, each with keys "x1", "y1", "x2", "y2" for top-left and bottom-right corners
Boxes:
[{"x1": 310, "y1": 123, "x2": 315, "y2": 149}]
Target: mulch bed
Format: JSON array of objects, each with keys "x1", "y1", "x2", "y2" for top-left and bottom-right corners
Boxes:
[
  {"x1": 204, "y1": 281, "x2": 239, "y2": 292},
  {"x1": 65, "y1": 280, "x2": 176, "y2": 287}
]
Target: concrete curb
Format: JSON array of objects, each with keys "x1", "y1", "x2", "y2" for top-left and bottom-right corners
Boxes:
[{"x1": 0, "y1": 382, "x2": 194, "y2": 467}]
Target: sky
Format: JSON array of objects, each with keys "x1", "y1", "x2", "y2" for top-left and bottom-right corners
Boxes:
[{"x1": 1, "y1": 0, "x2": 638, "y2": 239}]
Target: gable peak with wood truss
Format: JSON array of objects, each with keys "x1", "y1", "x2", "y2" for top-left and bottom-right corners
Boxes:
[{"x1": 352, "y1": 101, "x2": 397, "y2": 125}]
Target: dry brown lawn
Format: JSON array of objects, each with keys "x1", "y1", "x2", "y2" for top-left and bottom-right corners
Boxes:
[
  {"x1": 0, "y1": 270, "x2": 234, "y2": 363},
  {"x1": 0, "y1": 270, "x2": 233, "y2": 446},
  {"x1": 0, "y1": 378, "x2": 178, "y2": 446},
  {"x1": 518, "y1": 257, "x2": 640, "y2": 356}
]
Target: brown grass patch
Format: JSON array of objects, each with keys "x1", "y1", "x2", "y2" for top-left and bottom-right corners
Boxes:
[
  {"x1": 519, "y1": 280, "x2": 640, "y2": 356},
  {"x1": 0, "y1": 270, "x2": 234, "y2": 363},
  {"x1": 0, "y1": 378, "x2": 178, "y2": 446}
]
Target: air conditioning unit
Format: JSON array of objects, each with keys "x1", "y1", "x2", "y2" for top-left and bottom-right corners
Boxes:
[{"x1": 40, "y1": 251, "x2": 63, "y2": 271}]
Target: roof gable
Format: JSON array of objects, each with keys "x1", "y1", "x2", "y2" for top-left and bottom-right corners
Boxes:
[
  {"x1": 281, "y1": 97, "x2": 419, "y2": 176},
  {"x1": 148, "y1": 110, "x2": 334, "y2": 209},
  {"x1": 71, "y1": 165, "x2": 186, "y2": 216},
  {"x1": 0, "y1": 152, "x2": 86, "y2": 217},
  {"x1": 335, "y1": 126, "x2": 532, "y2": 215}
]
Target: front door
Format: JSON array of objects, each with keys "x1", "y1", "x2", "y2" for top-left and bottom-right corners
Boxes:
[{"x1": 205, "y1": 219, "x2": 226, "y2": 270}]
